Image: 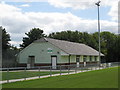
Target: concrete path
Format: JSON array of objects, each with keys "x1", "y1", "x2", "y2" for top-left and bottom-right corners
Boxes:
[{"x1": 0, "y1": 67, "x2": 104, "y2": 84}]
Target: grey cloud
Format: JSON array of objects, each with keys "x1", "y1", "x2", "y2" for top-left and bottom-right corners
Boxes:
[{"x1": 1, "y1": 3, "x2": 118, "y2": 47}]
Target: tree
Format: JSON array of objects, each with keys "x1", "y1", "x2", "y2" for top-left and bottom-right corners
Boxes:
[
  {"x1": 20, "y1": 28, "x2": 45, "y2": 48},
  {"x1": 48, "y1": 30, "x2": 119, "y2": 62},
  {"x1": 116, "y1": 35, "x2": 120, "y2": 61},
  {"x1": 49, "y1": 30, "x2": 82, "y2": 43},
  {"x1": 100, "y1": 31, "x2": 117, "y2": 62},
  {"x1": 79, "y1": 32, "x2": 97, "y2": 50},
  {"x1": 49, "y1": 31, "x2": 97, "y2": 49},
  {"x1": 1, "y1": 26, "x2": 11, "y2": 50}
]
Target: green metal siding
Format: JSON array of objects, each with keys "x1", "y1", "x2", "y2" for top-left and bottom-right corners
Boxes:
[
  {"x1": 60, "y1": 55, "x2": 84, "y2": 63},
  {"x1": 80, "y1": 56, "x2": 84, "y2": 62},
  {"x1": 18, "y1": 42, "x2": 99, "y2": 64},
  {"x1": 19, "y1": 42, "x2": 67, "y2": 64},
  {"x1": 60, "y1": 56, "x2": 69, "y2": 63}
]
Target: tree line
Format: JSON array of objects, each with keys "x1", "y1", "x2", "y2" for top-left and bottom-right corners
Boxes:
[
  {"x1": 1, "y1": 26, "x2": 19, "y2": 67},
  {"x1": 1, "y1": 26, "x2": 119, "y2": 63}
]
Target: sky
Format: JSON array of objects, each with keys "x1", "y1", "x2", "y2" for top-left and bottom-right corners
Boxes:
[{"x1": 0, "y1": 0, "x2": 119, "y2": 47}]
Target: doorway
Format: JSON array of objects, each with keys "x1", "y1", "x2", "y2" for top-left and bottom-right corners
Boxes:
[
  {"x1": 51, "y1": 56, "x2": 57, "y2": 69},
  {"x1": 28, "y1": 56, "x2": 35, "y2": 68},
  {"x1": 76, "y1": 56, "x2": 80, "y2": 67}
]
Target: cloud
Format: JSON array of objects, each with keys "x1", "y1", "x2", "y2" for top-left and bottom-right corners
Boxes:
[
  {"x1": 48, "y1": 0, "x2": 97, "y2": 10},
  {"x1": 9, "y1": 41, "x2": 22, "y2": 47},
  {"x1": 0, "y1": 3, "x2": 118, "y2": 47},
  {"x1": 48, "y1": 0, "x2": 118, "y2": 9},
  {"x1": 2, "y1": 0, "x2": 49, "y2": 2},
  {"x1": 108, "y1": 1, "x2": 118, "y2": 21},
  {"x1": 48, "y1": 0, "x2": 119, "y2": 21},
  {"x1": 20, "y1": 4, "x2": 30, "y2": 7}
]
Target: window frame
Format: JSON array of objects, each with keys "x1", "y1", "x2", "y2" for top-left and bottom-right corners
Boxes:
[
  {"x1": 83, "y1": 56, "x2": 87, "y2": 62},
  {"x1": 94, "y1": 56, "x2": 97, "y2": 61},
  {"x1": 89, "y1": 56, "x2": 92, "y2": 61}
]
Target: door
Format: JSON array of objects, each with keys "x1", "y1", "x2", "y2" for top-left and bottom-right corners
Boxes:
[
  {"x1": 51, "y1": 56, "x2": 57, "y2": 69},
  {"x1": 83, "y1": 56, "x2": 87, "y2": 67},
  {"x1": 76, "y1": 56, "x2": 80, "y2": 67},
  {"x1": 28, "y1": 56, "x2": 35, "y2": 68}
]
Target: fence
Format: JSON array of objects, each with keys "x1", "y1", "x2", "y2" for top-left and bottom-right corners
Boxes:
[{"x1": 1, "y1": 62, "x2": 119, "y2": 83}]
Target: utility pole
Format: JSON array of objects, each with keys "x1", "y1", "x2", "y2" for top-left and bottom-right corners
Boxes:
[{"x1": 95, "y1": 1, "x2": 101, "y2": 65}]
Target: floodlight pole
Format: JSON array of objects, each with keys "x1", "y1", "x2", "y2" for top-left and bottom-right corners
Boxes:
[{"x1": 95, "y1": 1, "x2": 101, "y2": 65}]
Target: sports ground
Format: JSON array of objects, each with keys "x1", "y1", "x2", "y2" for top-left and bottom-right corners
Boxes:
[{"x1": 2, "y1": 67, "x2": 118, "y2": 88}]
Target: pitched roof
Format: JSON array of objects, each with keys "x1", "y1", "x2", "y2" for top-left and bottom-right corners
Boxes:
[{"x1": 34, "y1": 37, "x2": 104, "y2": 56}]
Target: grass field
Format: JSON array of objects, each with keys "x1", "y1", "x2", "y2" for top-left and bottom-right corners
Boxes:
[
  {"x1": 2, "y1": 67, "x2": 118, "y2": 88},
  {"x1": 2, "y1": 71, "x2": 68, "y2": 81}
]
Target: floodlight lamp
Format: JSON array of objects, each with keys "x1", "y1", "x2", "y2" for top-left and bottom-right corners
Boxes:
[{"x1": 95, "y1": 1, "x2": 101, "y2": 6}]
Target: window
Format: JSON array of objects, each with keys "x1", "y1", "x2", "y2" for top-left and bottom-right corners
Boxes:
[
  {"x1": 95, "y1": 56, "x2": 97, "y2": 61},
  {"x1": 83, "y1": 56, "x2": 87, "y2": 62},
  {"x1": 90, "y1": 56, "x2": 92, "y2": 61},
  {"x1": 76, "y1": 56, "x2": 80, "y2": 62},
  {"x1": 76, "y1": 58, "x2": 79, "y2": 62}
]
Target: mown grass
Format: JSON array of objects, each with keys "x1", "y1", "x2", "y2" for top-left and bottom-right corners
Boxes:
[
  {"x1": 2, "y1": 71, "x2": 68, "y2": 80},
  {"x1": 2, "y1": 67, "x2": 118, "y2": 88}
]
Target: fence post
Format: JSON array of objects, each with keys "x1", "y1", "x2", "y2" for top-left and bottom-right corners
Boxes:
[
  {"x1": 39, "y1": 66, "x2": 40, "y2": 78},
  {"x1": 24, "y1": 67, "x2": 26, "y2": 80},
  {"x1": 99, "y1": 64, "x2": 100, "y2": 70},
  {"x1": 75, "y1": 65, "x2": 77, "y2": 73},
  {"x1": 87, "y1": 66, "x2": 88, "y2": 71},
  {"x1": 98, "y1": 64, "x2": 100, "y2": 70},
  {"x1": 95, "y1": 64, "x2": 96, "y2": 70},
  {"x1": 91, "y1": 65, "x2": 92, "y2": 71},
  {"x1": 60, "y1": 65, "x2": 61, "y2": 75},
  {"x1": 50, "y1": 66, "x2": 52, "y2": 77},
  {"x1": 7, "y1": 68, "x2": 9, "y2": 83},
  {"x1": 80, "y1": 66, "x2": 81, "y2": 72},
  {"x1": 81, "y1": 66, "x2": 83, "y2": 72},
  {"x1": 68, "y1": 65, "x2": 69, "y2": 74},
  {"x1": 105, "y1": 63, "x2": 107, "y2": 69}
]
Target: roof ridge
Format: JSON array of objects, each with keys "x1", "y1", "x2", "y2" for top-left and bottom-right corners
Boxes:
[
  {"x1": 32, "y1": 37, "x2": 104, "y2": 56},
  {"x1": 45, "y1": 37, "x2": 85, "y2": 45}
]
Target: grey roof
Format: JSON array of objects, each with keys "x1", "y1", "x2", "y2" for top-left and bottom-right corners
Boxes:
[{"x1": 34, "y1": 37, "x2": 104, "y2": 56}]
